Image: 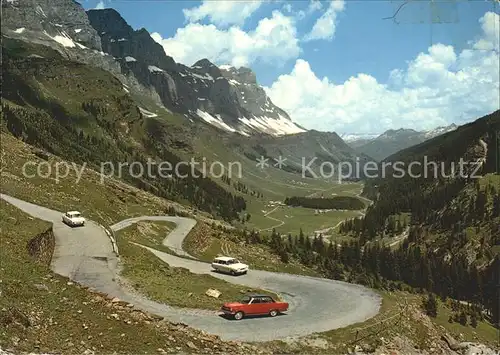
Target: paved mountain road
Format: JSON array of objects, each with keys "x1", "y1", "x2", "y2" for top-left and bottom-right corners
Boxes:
[{"x1": 1, "y1": 193, "x2": 381, "y2": 342}]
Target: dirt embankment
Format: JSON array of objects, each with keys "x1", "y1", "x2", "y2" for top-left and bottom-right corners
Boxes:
[{"x1": 26, "y1": 227, "x2": 54, "y2": 266}]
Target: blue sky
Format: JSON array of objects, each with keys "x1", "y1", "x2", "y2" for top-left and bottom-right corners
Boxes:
[{"x1": 82, "y1": 0, "x2": 499, "y2": 134}]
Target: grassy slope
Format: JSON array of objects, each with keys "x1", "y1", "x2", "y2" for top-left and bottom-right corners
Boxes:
[
  {"x1": 2, "y1": 201, "x2": 496, "y2": 354},
  {"x1": 116, "y1": 221, "x2": 279, "y2": 310},
  {"x1": 434, "y1": 302, "x2": 499, "y2": 346},
  {"x1": 2, "y1": 36, "x2": 496, "y2": 353},
  {"x1": 289, "y1": 292, "x2": 498, "y2": 353},
  {"x1": 184, "y1": 126, "x2": 368, "y2": 235},
  {"x1": 263, "y1": 206, "x2": 361, "y2": 236},
  {"x1": 0, "y1": 133, "x2": 210, "y2": 226},
  {"x1": 182, "y1": 220, "x2": 321, "y2": 277},
  {"x1": 0, "y1": 201, "x2": 263, "y2": 354},
  {"x1": 1, "y1": 129, "x2": 497, "y2": 353}
]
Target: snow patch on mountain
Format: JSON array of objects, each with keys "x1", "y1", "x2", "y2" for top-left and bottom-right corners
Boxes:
[
  {"x1": 44, "y1": 30, "x2": 76, "y2": 48},
  {"x1": 139, "y1": 107, "x2": 158, "y2": 118},
  {"x1": 196, "y1": 110, "x2": 237, "y2": 133},
  {"x1": 189, "y1": 72, "x2": 214, "y2": 81},
  {"x1": 424, "y1": 124, "x2": 458, "y2": 138},
  {"x1": 148, "y1": 65, "x2": 164, "y2": 73},
  {"x1": 340, "y1": 133, "x2": 379, "y2": 142},
  {"x1": 239, "y1": 114, "x2": 306, "y2": 136}
]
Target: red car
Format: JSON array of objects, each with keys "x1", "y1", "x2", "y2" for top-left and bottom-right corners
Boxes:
[{"x1": 220, "y1": 294, "x2": 288, "y2": 320}]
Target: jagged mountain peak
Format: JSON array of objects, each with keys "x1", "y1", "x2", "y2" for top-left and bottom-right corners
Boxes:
[
  {"x1": 87, "y1": 9, "x2": 177, "y2": 71},
  {"x1": 192, "y1": 58, "x2": 216, "y2": 69},
  {"x1": 224, "y1": 67, "x2": 257, "y2": 85},
  {"x1": 424, "y1": 123, "x2": 458, "y2": 138},
  {"x1": 85, "y1": 9, "x2": 133, "y2": 39},
  {"x1": 3, "y1": 0, "x2": 305, "y2": 137}
]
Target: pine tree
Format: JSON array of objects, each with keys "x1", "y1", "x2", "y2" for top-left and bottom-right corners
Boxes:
[
  {"x1": 470, "y1": 312, "x2": 478, "y2": 328},
  {"x1": 422, "y1": 293, "x2": 438, "y2": 317},
  {"x1": 458, "y1": 311, "x2": 467, "y2": 326}
]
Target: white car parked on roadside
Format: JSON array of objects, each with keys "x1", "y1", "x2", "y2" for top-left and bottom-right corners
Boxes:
[
  {"x1": 62, "y1": 211, "x2": 85, "y2": 227},
  {"x1": 211, "y1": 256, "x2": 249, "y2": 275}
]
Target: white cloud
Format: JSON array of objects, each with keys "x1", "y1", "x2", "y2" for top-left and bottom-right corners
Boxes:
[
  {"x1": 265, "y1": 12, "x2": 499, "y2": 134},
  {"x1": 151, "y1": 10, "x2": 299, "y2": 67},
  {"x1": 308, "y1": 0, "x2": 323, "y2": 13},
  {"x1": 95, "y1": 1, "x2": 105, "y2": 10},
  {"x1": 304, "y1": 0, "x2": 345, "y2": 41},
  {"x1": 296, "y1": 0, "x2": 324, "y2": 20},
  {"x1": 282, "y1": 3, "x2": 292, "y2": 13},
  {"x1": 183, "y1": 1, "x2": 264, "y2": 27},
  {"x1": 472, "y1": 11, "x2": 499, "y2": 51}
]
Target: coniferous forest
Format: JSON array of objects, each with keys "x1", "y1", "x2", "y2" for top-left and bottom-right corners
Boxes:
[
  {"x1": 237, "y1": 111, "x2": 500, "y2": 328},
  {"x1": 284, "y1": 196, "x2": 365, "y2": 210},
  {"x1": 231, "y1": 227, "x2": 500, "y2": 327}
]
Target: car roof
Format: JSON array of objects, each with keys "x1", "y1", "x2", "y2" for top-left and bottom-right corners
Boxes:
[
  {"x1": 213, "y1": 256, "x2": 236, "y2": 261},
  {"x1": 67, "y1": 211, "x2": 81, "y2": 214}
]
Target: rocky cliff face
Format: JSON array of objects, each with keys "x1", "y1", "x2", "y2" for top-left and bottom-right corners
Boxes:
[
  {"x1": 86, "y1": 8, "x2": 305, "y2": 136},
  {"x1": 2, "y1": 1, "x2": 305, "y2": 137},
  {"x1": 2, "y1": 0, "x2": 101, "y2": 50}
]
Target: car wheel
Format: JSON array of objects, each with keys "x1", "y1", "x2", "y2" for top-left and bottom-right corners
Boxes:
[
  {"x1": 230, "y1": 270, "x2": 236, "y2": 275},
  {"x1": 234, "y1": 311, "x2": 244, "y2": 320},
  {"x1": 269, "y1": 310, "x2": 278, "y2": 317}
]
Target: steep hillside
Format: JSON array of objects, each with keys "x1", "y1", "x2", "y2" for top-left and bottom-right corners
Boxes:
[
  {"x1": 2, "y1": 1, "x2": 305, "y2": 137},
  {"x1": 353, "y1": 110, "x2": 499, "y2": 244},
  {"x1": 1, "y1": 37, "x2": 246, "y2": 221},
  {"x1": 336, "y1": 111, "x2": 499, "y2": 314},
  {"x1": 351, "y1": 124, "x2": 458, "y2": 161}
]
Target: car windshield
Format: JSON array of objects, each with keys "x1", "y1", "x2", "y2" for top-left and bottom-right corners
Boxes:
[
  {"x1": 71, "y1": 213, "x2": 81, "y2": 218},
  {"x1": 227, "y1": 259, "x2": 239, "y2": 264},
  {"x1": 239, "y1": 296, "x2": 251, "y2": 304}
]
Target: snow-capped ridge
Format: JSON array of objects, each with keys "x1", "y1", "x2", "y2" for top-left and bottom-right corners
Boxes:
[{"x1": 424, "y1": 123, "x2": 458, "y2": 138}]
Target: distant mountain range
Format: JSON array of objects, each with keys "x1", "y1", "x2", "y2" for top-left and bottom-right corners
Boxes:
[{"x1": 344, "y1": 124, "x2": 458, "y2": 161}]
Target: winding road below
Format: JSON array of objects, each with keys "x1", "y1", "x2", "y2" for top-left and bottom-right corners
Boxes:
[{"x1": 1, "y1": 193, "x2": 381, "y2": 342}]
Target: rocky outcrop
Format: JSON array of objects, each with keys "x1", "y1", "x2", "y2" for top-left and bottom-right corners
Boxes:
[
  {"x1": 86, "y1": 9, "x2": 177, "y2": 71},
  {"x1": 2, "y1": 1, "x2": 305, "y2": 137},
  {"x1": 26, "y1": 227, "x2": 55, "y2": 266},
  {"x1": 86, "y1": 9, "x2": 305, "y2": 136},
  {"x1": 1, "y1": 0, "x2": 101, "y2": 50}
]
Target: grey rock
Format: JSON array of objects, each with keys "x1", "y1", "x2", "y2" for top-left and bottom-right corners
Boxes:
[
  {"x1": 33, "y1": 283, "x2": 49, "y2": 291},
  {"x1": 2, "y1": 0, "x2": 101, "y2": 50}
]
